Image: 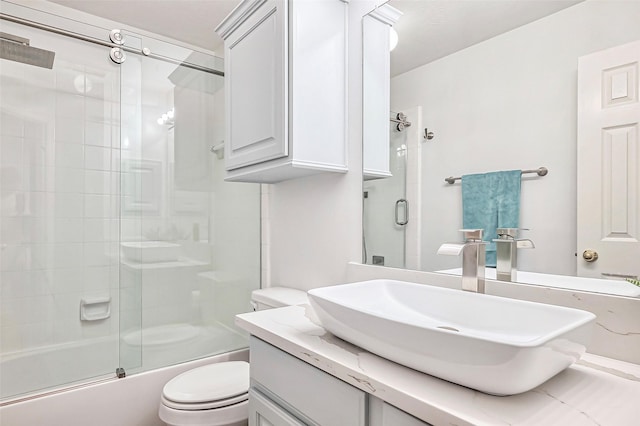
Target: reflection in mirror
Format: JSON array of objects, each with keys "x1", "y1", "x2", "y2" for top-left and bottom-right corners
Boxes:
[
  {"x1": 363, "y1": 0, "x2": 640, "y2": 297},
  {"x1": 363, "y1": 121, "x2": 407, "y2": 269}
]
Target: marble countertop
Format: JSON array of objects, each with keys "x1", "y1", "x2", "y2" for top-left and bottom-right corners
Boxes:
[{"x1": 236, "y1": 305, "x2": 640, "y2": 426}]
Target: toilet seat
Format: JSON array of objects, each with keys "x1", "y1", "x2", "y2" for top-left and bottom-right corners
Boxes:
[
  {"x1": 159, "y1": 361, "x2": 250, "y2": 426},
  {"x1": 161, "y1": 361, "x2": 249, "y2": 409},
  {"x1": 161, "y1": 392, "x2": 248, "y2": 411}
]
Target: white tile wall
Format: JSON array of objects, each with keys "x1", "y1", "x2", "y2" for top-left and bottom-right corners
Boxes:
[
  {"x1": 0, "y1": 136, "x2": 22, "y2": 165},
  {"x1": 1, "y1": 65, "x2": 120, "y2": 356},
  {"x1": 85, "y1": 121, "x2": 111, "y2": 147},
  {"x1": 54, "y1": 142, "x2": 83, "y2": 168},
  {"x1": 84, "y1": 194, "x2": 111, "y2": 218},
  {"x1": 1, "y1": 44, "x2": 260, "y2": 400},
  {"x1": 54, "y1": 117, "x2": 84, "y2": 143},
  {"x1": 85, "y1": 145, "x2": 111, "y2": 170}
]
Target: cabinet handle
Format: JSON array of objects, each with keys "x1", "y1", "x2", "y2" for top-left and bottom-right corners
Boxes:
[{"x1": 395, "y1": 199, "x2": 408, "y2": 226}]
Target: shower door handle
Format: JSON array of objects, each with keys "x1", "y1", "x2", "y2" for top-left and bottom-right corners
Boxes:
[{"x1": 395, "y1": 199, "x2": 408, "y2": 226}]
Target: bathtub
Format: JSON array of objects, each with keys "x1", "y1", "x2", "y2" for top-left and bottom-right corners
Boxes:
[
  {"x1": 0, "y1": 329, "x2": 249, "y2": 426},
  {"x1": 0, "y1": 336, "x2": 118, "y2": 400},
  {"x1": 1, "y1": 323, "x2": 248, "y2": 400},
  {"x1": 0, "y1": 347, "x2": 249, "y2": 425}
]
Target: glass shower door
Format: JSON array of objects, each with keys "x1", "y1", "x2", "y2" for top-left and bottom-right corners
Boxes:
[
  {"x1": 0, "y1": 15, "x2": 121, "y2": 400},
  {"x1": 116, "y1": 32, "x2": 260, "y2": 375},
  {"x1": 362, "y1": 121, "x2": 408, "y2": 268},
  {"x1": 1, "y1": 3, "x2": 261, "y2": 401}
]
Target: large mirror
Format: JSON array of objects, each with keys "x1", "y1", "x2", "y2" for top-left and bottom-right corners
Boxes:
[{"x1": 363, "y1": 0, "x2": 640, "y2": 297}]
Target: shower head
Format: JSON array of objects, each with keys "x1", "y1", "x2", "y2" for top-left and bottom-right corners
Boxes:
[{"x1": 1, "y1": 32, "x2": 55, "y2": 69}]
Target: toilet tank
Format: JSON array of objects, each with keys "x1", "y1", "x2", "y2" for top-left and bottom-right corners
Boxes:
[{"x1": 251, "y1": 287, "x2": 308, "y2": 311}]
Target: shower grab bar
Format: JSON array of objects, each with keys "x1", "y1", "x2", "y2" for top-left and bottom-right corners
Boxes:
[
  {"x1": 395, "y1": 199, "x2": 408, "y2": 226},
  {"x1": 444, "y1": 167, "x2": 548, "y2": 184}
]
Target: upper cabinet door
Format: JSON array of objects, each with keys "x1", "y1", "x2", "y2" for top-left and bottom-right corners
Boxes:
[
  {"x1": 216, "y1": 0, "x2": 348, "y2": 183},
  {"x1": 223, "y1": 0, "x2": 287, "y2": 170},
  {"x1": 362, "y1": 5, "x2": 403, "y2": 180},
  {"x1": 217, "y1": 0, "x2": 348, "y2": 183}
]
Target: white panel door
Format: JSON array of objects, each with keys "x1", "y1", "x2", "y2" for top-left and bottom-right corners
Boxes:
[
  {"x1": 577, "y1": 40, "x2": 640, "y2": 281},
  {"x1": 224, "y1": 0, "x2": 287, "y2": 170}
]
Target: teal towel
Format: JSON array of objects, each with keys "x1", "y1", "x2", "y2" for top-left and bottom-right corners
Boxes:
[{"x1": 462, "y1": 170, "x2": 522, "y2": 267}]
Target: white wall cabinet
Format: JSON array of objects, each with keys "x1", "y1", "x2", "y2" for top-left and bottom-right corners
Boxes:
[
  {"x1": 216, "y1": 0, "x2": 348, "y2": 183},
  {"x1": 362, "y1": 4, "x2": 402, "y2": 180},
  {"x1": 249, "y1": 337, "x2": 431, "y2": 426}
]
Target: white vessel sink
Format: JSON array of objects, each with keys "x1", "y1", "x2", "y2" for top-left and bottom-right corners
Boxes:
[
  {"x1": 121, "y1": 241, "x2": 181, "y2": 263},
  {"x1": 307, "y1": 279, "x2": 596, "y2": 395}
]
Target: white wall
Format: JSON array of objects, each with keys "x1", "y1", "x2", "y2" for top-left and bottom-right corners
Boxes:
[{"x1": 390, "y1": 0, "x2": 640, "y2": 276}]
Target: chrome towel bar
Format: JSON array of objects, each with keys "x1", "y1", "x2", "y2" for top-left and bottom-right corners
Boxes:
[{"x1": 445, "y1": 167, "x2": 548, "y2": 185}]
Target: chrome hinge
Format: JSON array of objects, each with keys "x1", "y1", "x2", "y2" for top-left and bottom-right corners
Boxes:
[{"x1": 116, "y1": 367, "x2": 126, "y2": 378}]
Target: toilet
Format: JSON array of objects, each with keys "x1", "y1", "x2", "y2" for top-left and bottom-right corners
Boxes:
[{"x1": 158, "y1": 286, "x2": 308, "y2": 426}]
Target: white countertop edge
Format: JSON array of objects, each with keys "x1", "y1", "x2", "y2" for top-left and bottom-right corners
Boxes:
[{"x1": 236, "y1": 306, "x2": 640, "y2": 426}]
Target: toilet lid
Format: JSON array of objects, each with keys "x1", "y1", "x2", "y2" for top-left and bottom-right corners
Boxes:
[
  {"x1": 161, "y1": 392, "x2": 248, "y2": 411},
  {"x1": 162, "y1": 361, "x2": 249, "y2": 404}
]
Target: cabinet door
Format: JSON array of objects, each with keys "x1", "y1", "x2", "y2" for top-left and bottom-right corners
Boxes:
[
  {"x1": 224, "y1": 0, "x2": 287, "y2": 171},
  {"x1": 251, "y1": 337, "x2": 366, "y2": 426},
  {"x1": 369, "y1": 397, "x2": 432, "y2": 426},
  {"x1": 249, "y1": 389, "x2": 305, "y2": 426},
  {"x1": 362, "y1": 5, "x2": 402, "y2": 179}
]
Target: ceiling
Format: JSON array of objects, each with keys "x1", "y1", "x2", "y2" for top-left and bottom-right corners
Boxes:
[
  {"x1": 49, "y1": 0, "x2": 582, "y2": 74},
  {"x1": 387, "y1": 0, "x2": 583, "y2": 76},
  {"x1": 48, "y1": 0, "x2": 241, "y2": 53}
]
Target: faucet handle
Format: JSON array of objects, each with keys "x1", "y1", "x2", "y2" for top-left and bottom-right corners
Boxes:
[
  {"x1": 496, "y1": 228, "x2": 530, "y2": 239},
  {"x1": 516, "y1": 239, "x2": 535, "y2": 249},
  {"x1": 459, "y1": 229, "x2": 483, "y2": 241}
]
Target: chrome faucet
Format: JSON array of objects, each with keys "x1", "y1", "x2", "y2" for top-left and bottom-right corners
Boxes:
[
  {"x1": 493, "y1": 228, "x2": 535, "y2": 282},
  {"x1": 438, "y1": 229, "x2": 486, "y2": 293}
]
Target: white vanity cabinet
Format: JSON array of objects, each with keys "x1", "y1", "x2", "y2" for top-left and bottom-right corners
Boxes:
[
  {"x1": 249, "y1": 337, "x2": 432, "y2": 426},
  {"x1": 249, "y1": 337, "x2": 366, "y2": 425},
  {"x1": 248, "y1": 389, "x2": 306, "y2": 426},
  {"x1": 370, "y1": 397, "x2": 431, "y2": 426},
  {"x1": 215, "y1": 0, "x2": 348, "y2": 183}
]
